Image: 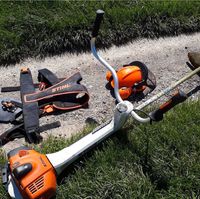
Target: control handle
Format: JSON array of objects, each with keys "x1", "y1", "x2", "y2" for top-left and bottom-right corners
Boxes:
[
  {"x1": 149, "y1": 90, "x2": 188, "y2": 121},
  {"x1": 92, "y1": 9, "x2": 105, "y2": 37}
]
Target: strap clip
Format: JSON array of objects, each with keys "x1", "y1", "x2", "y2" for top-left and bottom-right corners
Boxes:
[
  {"x1": 20, "y1": 67, "x2": 29, "y2": 74},
  {"x1": 42, "y1": 105, "x2": 55, "y2": 113},
  {"x1": 1, "y1": 101, "x2": 17, "y2": 113}
]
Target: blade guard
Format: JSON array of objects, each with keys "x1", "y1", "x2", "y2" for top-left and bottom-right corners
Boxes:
[
  {"x1": 24, "y1": 72, "x2": 90, "y2": 111},
  {"x1": 7, "y1": 146, "x2": 56, "y2": 199}
]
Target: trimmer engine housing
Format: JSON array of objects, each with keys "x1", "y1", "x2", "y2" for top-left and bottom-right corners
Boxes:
[{"x1": 4, "y1": 146, "x2": 56, "y2": 199}]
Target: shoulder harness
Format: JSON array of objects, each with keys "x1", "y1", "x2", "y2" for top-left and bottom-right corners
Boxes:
[{"x1": 0, "y1": 68, "x2": 89, "y2": 144}]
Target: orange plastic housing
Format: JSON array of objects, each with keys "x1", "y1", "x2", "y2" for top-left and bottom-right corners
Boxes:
[
  {"x1": 9, "y1": 149, "x2": 57, "y2": 199},
  {"x1": 106, "y1": 66, "x2": 143, "y2": 88},
  {"x1": 119, "y1": 87, "x2": 132, "y2": 100},
  {"x1": 106, "y1": 66, "x2": 145, "y2": 99}
]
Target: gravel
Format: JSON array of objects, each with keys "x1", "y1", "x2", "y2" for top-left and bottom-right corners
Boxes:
[{"x1": 0, "y1": 33, "x2": 200, "y2": 153}]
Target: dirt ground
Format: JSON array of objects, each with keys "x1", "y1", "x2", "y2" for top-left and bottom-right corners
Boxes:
[{"x1": 0, "y1": 33, "x2": 200, "y2": 153}]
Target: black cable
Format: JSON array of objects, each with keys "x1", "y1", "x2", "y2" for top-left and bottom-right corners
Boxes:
[{"x1": 132, "y1": 108, "x2": 151, "y2": 120}]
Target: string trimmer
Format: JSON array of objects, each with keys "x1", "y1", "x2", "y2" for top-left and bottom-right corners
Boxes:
[{"x1": 2, "y1": 10, "x2": 200, "y2": 199}]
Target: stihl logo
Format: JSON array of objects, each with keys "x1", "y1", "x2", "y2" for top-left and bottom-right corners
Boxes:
[
  {"x1": 52, "y1": 84, "x2": 70, "y2": 93},
  {"x1": 39, "y1": 156, "x2": 47, "y2": 167}
]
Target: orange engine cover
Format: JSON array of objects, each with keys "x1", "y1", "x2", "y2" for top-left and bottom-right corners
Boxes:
[
  {"x1": 8, "y1": 147, "x2": 56, "y2": 199},
  {"x1": 106, "y1": 66, "x2": 143, "y2": 88}
]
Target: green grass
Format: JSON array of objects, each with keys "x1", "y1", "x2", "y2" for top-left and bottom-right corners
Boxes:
[
  {"x1": 0, "y1": 100, "x2": 199, "y2": 198},
  {"x1": 0, "y1": 0, "x2": 200, "y2": 65}
]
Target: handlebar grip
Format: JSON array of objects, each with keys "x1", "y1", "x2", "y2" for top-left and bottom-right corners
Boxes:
[
  {"x1": 149, "y1": 90, "x2": 188, "y2": 121},
  {"x1": 92, "y1": 9, "x2": 105, "y2": 37}
]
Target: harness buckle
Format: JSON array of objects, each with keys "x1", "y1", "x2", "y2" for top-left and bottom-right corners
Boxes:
[
  {"x1": 1, "y1": 101, "x2": 17, "y2": 113},
  {"x1": 20, "y1": 67, "x2": 29, "y2": 74}
]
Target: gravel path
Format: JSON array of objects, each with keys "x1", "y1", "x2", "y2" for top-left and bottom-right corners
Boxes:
[{"x1": 1, "y1": 33, "x2": 200, "y2": 153}]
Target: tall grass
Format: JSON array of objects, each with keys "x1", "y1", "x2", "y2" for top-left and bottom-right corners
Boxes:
[
  {"x1": 0, "y1": 0, "x2": 200, "y2": 65},
  {"x1": 0, "y1": 100, "x2": 199, "y2": 198}
]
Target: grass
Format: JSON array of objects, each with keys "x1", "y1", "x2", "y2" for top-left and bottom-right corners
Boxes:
[
  {"x1": 0, "y1": 0, "x2": 200, "y2": 65},
  {"x1": 0, "y1": 99, "x2": 199, "y2": 198}
]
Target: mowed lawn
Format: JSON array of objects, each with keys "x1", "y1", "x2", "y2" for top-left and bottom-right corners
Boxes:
[{"x1": 0, "y1": 0, "x2": 200, "y2": 65}]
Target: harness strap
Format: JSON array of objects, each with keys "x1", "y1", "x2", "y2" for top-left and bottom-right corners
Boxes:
[
  {"x1": 1, "y1": 68, "x2": 64, "y2": 92},
  {"x1": 20, "y1": 68, "x2": 40, "y2": 143},
  {"x1": 1, "y1": 69, "x2": 89, "y2": 144},
  {"x1": 1, "y1": 86, "x2": 22, "y2": 92},
  {"x1": 0, "y1": 121, "x2": 61, "y2": 146},
  {"x1": 24, "y1": 72, "x2": 89, "y2": 111},
  {"x1": 38, "y1": 68, "x2": 59, "y2": 86}
]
